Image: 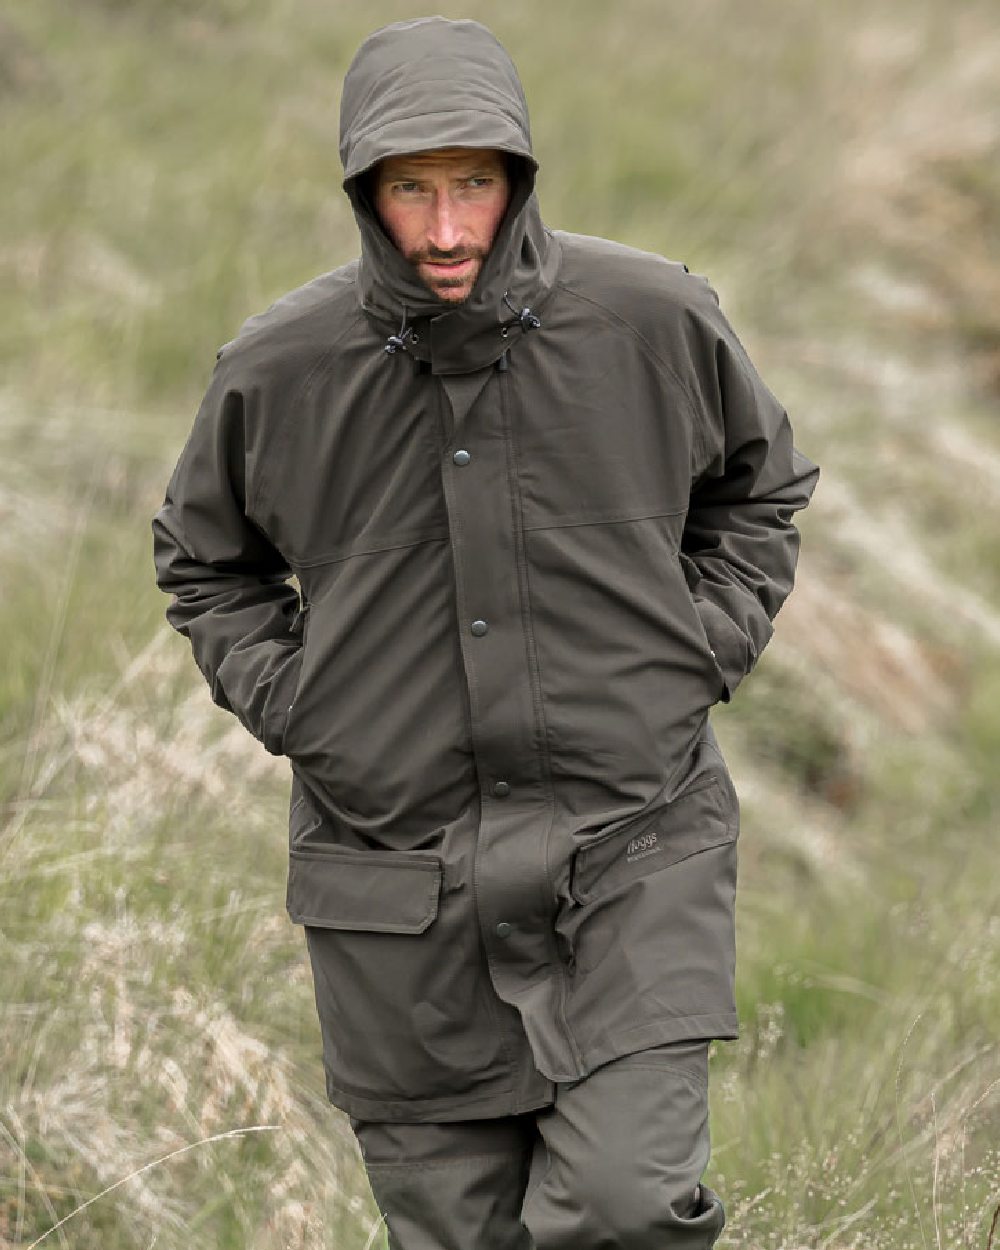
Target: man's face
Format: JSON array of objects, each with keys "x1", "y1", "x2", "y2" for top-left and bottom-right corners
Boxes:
[{"x1": 372, "y1": 147, "x2": 511, "y2": 304}]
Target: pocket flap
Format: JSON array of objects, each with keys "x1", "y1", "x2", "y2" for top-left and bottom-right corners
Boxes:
[
  {"x1": 571, "y1": 775, "x2": 736, "y2": 904},
  {"x1": 286, "y1": 846, "x2": 442, "y2": 933}
]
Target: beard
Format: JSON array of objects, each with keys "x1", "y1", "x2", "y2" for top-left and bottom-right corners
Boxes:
[{"x1": 407, "y1": 245, "x2": 487, "y2": 299}]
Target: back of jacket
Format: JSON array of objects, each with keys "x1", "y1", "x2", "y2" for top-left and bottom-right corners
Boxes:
[{"x1": 152, "y1": 16, "x2": 819, "y2": 1122}]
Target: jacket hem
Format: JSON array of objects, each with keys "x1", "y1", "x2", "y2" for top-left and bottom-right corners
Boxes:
[
  {"x1": 323, "y1": 1073, "x2": 557, "y2": 1124},
  {"x1": 573, "y1": 1011, "x2": 739, "y2": 1077},
  {"x1": 323, "y1": 1012, "x2": 738, "y2": 1119}
]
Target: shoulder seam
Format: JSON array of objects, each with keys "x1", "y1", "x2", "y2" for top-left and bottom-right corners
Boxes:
[
  {"x1": 248, "y1": 299, "x2": 368, "y2": 519},
  {"x1": 221, "y1": 267, "x2": 360, "y2": 360},
  {"x1": 553, "y1": 280, "x2": 702, "y2": 427}
]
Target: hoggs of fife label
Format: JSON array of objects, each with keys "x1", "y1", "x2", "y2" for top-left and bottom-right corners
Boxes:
[{"x1": 625, "y1": 828, "x2": 661, "y2": 864}]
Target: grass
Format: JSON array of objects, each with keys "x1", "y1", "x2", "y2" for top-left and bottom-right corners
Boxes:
[{"x1": 2, "y1": 0, "x2": 1000, "y2": 1246}]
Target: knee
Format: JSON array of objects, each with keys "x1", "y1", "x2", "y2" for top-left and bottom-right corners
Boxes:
[
  {"x1": 525, "y1": 1157, "x2": 725, "y2": 1249},
  {"x1": 584, "y1": 1169, "x2": 723, "y2": 1248}
]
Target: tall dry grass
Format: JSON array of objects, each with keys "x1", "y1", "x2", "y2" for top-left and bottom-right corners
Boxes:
[{"x1": 2, "y1": 0, "x2": 998, "y2": 1246}]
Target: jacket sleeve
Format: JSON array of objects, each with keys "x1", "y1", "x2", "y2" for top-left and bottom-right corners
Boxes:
[
  {"x1": 151, "y1": 354, "x2": 304, "y2": 754},
  {"x1": 680, "y1": 280, "x2": 820, "y2": 703}
]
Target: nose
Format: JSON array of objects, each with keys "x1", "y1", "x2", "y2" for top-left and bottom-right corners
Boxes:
[{"x1": 427, "y1": 191, "x2": 462, "y2": 252}]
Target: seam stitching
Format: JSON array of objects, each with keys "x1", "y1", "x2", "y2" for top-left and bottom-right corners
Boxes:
[
  {"x1": 522, "y1": 506, "x2": 687, "y2": 535},
  {"x1": 249, "y1": 302, "x2": 367, "y2": 520},
  {"x1": 554, "y1": 281, "x2": 703, "y2": 426}
]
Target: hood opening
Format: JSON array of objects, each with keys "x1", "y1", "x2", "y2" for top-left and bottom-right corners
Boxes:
[
  {"x1": 346, "y1": 150, "x2": 533, "y2": 247},
  {"x1": 346, "y1": 150, "x2": 537, "y2": 318}
]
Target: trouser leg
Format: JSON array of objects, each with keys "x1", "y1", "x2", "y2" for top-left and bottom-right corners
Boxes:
[
  {"x1": 351, "y1": 1039, "x2": 724, "y2": 1250},
  {"x1": 521, "y1": 1040, "x2": 725, "y2": 1249},
  {"x1": 350, "y1": 1115, "x2": 536, "y2": 1250}
]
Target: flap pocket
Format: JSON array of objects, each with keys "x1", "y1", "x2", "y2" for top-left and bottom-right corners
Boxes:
[
  {"x1": 571, "y1": 775, "x2": 735, "y2": 904},
  {"x1": 286, "y1": 845, "x2": 442, "y2": 934}
]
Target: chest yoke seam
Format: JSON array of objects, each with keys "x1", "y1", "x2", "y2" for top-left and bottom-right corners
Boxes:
[{"x1": 522, "y1": 506, "x2": 688, "y2": 535}]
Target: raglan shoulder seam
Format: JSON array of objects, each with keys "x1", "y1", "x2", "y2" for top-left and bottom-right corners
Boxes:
[
  {"x1": 552, "y1": 279, "x2": 703, "y2": 430},
  {"x1": 246, "y1": 297, "x2": 368, "y2": 520}
]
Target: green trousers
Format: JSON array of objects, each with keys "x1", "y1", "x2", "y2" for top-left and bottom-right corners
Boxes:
[{"x1": 351, "y1": 1040, "x2": 725, "y2": 1249}]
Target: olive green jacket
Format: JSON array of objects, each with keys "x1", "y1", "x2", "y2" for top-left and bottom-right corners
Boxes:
[{"x1": 153, "y1": 16, "x2": 819, "y2": 1122}]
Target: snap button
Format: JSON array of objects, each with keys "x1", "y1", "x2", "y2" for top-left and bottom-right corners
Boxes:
[
  {"x1": 492, "y1": 781, "x2": 511, "y2": 798},
  {"x1": 495, "y1": 921, "x2": 512, "y2": 938},
  {"x1": 453, "y1": 449, "x2": 471, "y2": 466},
  {"x1": 470, "y1": 619, "x2": 489, "y2": 636}
]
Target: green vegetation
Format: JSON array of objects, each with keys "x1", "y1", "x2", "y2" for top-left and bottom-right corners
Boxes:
[{"x1": 2, "y1": 0, "x2": 998, "y2": 1246}]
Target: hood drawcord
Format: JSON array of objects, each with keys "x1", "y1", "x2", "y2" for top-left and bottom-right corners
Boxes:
[
  {"x1": 384, "y1": 305, "x2": 417, "y2": 356},
  {"x1": 501, "y1": 290, "x2": 542, "y2": 335},
  {"x1": 385, "y1": 292, "x2": 540, "y2": 372},
  {"x1": 497, "y1": 291, "x2": 541, "y2": 372}
]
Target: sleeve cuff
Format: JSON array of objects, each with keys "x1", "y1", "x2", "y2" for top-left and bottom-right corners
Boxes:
[{"x1": 694, "y1": 598, "x2": 752, "y2": 704}]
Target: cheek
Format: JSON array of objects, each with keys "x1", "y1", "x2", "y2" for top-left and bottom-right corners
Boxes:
[
  {"x1": 381, "y1": 212, "x2": 407, "y2": 250},
  {"x1": 478, "y1": 197, "x2": 509, "y2": 246},
  {"x1": 376, "y1": 198, "x2": 418, "y2": 251}
]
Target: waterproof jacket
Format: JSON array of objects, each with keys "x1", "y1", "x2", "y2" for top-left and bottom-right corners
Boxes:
[{"x1": 153, "y1": 16, "x2": 820, "y2": 1123}]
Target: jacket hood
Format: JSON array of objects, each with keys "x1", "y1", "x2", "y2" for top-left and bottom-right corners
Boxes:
[{"x1": 339, "y1": 16, "x2": 559, "y2": 373}]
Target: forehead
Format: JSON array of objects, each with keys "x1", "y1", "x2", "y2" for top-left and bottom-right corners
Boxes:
[{"x1": 375, "y1": 147, "x2": 507, "y2": 179}]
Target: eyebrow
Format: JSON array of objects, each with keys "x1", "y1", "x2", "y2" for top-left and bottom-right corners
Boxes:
[{"x1": 381, "y1": 158, "x2": 505, "y2": 180}]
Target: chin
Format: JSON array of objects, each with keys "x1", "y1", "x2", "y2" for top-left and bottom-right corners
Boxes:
[{"x1": 433, "y1": 285, "x2": 473, "y2": 304}]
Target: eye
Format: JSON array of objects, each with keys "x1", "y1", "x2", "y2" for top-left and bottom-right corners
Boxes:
[
  {"x1": 394, "y1": 181, "x2": 422, "y2": 194},
  {"x1": 467, "y1": 176, "x2": 494, "y2": 189}
]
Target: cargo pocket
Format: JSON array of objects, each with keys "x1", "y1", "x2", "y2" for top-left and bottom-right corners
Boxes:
[
  {"x1": 559, "y1": 767, "x2": 739, "y2": 996},
  {"x1": 570, "y1": 774, "x2": 736, "y2": 905},
  {"x1": 287, "y1": 843, "x2": 513, "y2": 1110},
  {"x1": 286, "y1": 844, "x2": 441, "y2": 932}
]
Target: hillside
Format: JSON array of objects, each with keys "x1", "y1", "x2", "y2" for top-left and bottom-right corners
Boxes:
[{"x1": 1, "y1": 1, "x2": 998, "y2": 1247}]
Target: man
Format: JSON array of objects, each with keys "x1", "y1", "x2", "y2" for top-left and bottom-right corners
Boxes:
[{"x1": 153, "y1": 15, "x2": 818, "y2": 1249}]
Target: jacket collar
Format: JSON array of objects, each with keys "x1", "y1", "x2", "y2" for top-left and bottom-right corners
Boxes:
[{"x1": 353, "y1": 184, "x2": 560, "y2": 375}]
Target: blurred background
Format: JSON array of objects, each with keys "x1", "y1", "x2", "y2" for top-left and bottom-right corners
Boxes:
[{"x1": 1, "y1": 1, "x2": 998, "y2": 1246}]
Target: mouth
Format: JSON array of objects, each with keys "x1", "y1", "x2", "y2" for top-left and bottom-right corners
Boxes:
[{"x1": 420, "y1": 257, "x2": 477, "y2": 281}]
